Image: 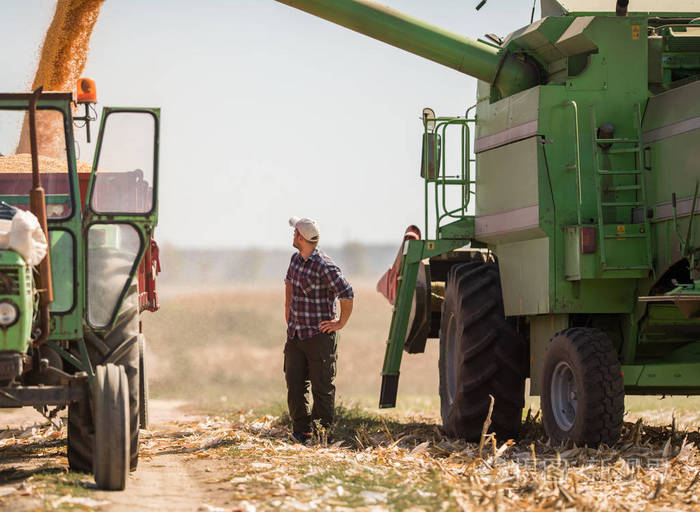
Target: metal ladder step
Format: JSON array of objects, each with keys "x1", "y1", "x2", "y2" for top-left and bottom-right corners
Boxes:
[
  {"x1": 604, "y1": 233, "x2": 648, "y2": 239},
  {"x1": 601, "y1": 201, "x2": 643, "y2": 207},
  {"x1": 605, "y1": 146, "x2": 640, "y2": 154},
  {"x1": 598, "y1": 169, "x2": 642, "y2": 176},
  {"x1": 590, "y1": 102, "x2": 652, "y2": 274},
  {"x1": 606, "y1": 184, "x2": 641, "y2": 192},
  {"x1": 595, "y1": 137, "x2": 639, "y2": 144}
]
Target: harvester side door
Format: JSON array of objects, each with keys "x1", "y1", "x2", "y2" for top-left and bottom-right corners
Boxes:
[{"x1": 83, "y1": 107, "x2": 160, "y2": 331}]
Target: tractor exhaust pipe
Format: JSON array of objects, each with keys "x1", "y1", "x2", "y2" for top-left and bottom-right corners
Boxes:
[
  {"x1": 28, "y1": 86, "x2": 53, "y2": 346},
  {"x1": 616, "y1": 0, "x2": 629, "y2": 16}
]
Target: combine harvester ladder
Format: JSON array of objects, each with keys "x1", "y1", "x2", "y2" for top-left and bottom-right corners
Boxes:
[{"x1": 590, "y1": 104, "x2": 653, "y2": 276}]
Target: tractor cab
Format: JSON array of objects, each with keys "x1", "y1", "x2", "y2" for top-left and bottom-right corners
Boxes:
[{"x1": 0, "y1": 81, "x2": 161, "y2": 490}]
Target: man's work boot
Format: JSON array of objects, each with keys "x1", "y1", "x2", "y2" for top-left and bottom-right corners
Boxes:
[{"x1": 291, "y1": 431, "x2": 312, "y2": 445}]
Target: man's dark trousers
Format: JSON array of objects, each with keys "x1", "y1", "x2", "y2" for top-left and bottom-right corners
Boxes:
[{"x1": 284, "y1": 331, "x2": 337, "y2": 433}]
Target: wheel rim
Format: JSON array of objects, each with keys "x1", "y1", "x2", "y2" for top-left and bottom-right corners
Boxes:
[
  {"x1": 550, "y1": 361, "x2": 578, "y2": 432},
  {"x1": 444, "y1": 312, "x2": 457, "y2": 406}
]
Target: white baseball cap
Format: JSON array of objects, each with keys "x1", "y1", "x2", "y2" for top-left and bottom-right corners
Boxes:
[{"x1": 289, "y1": 216, "x2": 320, "y2": 243}]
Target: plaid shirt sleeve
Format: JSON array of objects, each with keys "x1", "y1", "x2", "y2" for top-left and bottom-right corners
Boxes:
[
  {"x1": 284, "y1": 255, "x2": 294, "y2": 284},
  {"x1": 321, "y1": 261, "x2": 354, "y2": 300}
]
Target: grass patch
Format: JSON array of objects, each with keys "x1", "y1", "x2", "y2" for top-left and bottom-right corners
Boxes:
[
  {"x1": 31, "y1": 469, "x2": 92, "y2": 496},
  {"x1": 298, "y1": 461, "x2": 453, "y2": 510}
]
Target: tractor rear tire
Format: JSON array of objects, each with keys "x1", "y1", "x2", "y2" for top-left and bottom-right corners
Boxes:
[
  {"x1": 138, "y1": 334, "x2": 149, "y2": 430},
  {"x1": 439, "y1": 261, "x2": 527, "y2": 441},
  {"x1": 541, "y1": 328, "x2": 624, "y2": 446},
  {"x1": 93, "y1": 364, "x2": 130, "y2": 491},
  {"x1": 68, "y1": 282, "x2": 140, "y2": 472},
  {"x1": 67, "y1": 393, "x2": 93, "y2": 472},
  {"x1": 86, "y1": 279, "x2": 140, "y2": 471}
]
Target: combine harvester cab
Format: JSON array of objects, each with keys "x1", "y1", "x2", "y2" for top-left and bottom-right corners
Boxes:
[
  {"x1": 276, "y1": 0, "x2": 700, "y2": 446},
  {"x1": 0, "y1": 81, "x2": 161, "y2": 490}
]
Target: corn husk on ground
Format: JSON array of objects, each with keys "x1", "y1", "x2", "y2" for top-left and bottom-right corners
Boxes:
[{"x1": 1, "y1": 405, "x2": 698, "y2": 511}]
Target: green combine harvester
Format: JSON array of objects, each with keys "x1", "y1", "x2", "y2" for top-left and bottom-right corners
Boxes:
[
  {"x1": 0, "y1": 82, "x2": 160, "y2": 490},
  {"x1": 276, "y1": 0, "x2": 700, "y2": 446}
]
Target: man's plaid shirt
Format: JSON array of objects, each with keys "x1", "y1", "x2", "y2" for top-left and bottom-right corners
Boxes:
[{"x1": 285, "y1": 248, "x2": 354, "y2": 340}]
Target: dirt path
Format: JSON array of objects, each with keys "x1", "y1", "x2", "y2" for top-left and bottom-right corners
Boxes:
[
  {"x1": 97, "y1": 455, "x2": 211, "y2": 511},
  {"x1": 1, "y1": 401, "x2": 236, "y2": 512},
  {"x1": 93, "y1": 401, "x2": 223, "y2": 512}
]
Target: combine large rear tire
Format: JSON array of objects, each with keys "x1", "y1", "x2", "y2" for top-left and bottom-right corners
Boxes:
[
  {"x1": 541, "y1": 328, "x2": 624, "y2": 446},
  {"x1": 439, "y1": 261, "x2": 527, "y2": 440}
]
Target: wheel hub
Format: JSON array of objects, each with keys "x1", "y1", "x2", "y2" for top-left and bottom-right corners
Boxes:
[{"x1": 550, "y1": 361, "x2": 578, "y2": 432}]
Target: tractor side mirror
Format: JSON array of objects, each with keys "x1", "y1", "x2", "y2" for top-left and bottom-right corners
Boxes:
[{"x1": 421, "y1": 133, "x2": 441, "y2": 179}]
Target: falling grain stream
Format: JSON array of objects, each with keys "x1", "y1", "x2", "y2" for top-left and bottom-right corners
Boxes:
[{"x1": 16, "y1": 0, "x2": 105, "y2": 159}]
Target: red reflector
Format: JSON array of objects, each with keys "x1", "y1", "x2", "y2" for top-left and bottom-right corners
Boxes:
[{"x1": 581, "y1": 226, "x2": 596, "y2": 254}]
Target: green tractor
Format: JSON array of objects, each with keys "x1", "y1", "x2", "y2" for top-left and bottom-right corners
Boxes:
[
  {"x1": 0, "y1": 83, "x2": 160, "y2": 490},
  {"x1": 277, "y1": 0, "x2": 700, "y2": 445}
]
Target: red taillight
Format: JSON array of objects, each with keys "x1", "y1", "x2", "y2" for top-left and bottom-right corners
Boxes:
[{"x1": 581, "y1": 226, "x2": 596, "y2": 254}]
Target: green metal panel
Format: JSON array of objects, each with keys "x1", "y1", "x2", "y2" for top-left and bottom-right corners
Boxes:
[
  {"x1": 475, "y1": 137, "x2": 540, "y2": 218},
  {"x1": 48, "y1": 230, "x2": 74, "y2": 313},
  {"x1": 643, "y1": 80, "x2": 700, "y2": 287},
  {"x1": 556, "y1": 17, "x2": 597, "y2": 56},
  {"x1": 438, "y1": 217, "x2": 474, "y2": 240},
  {"x1": 0, "y1": 252, "x2": 32, "y2": 353},
  {"x1": 640, "y1": 304, "x2": 700, "y2": 344},
  {"x1": 0, "y1": 93, "x2": 84, "y2": 342},
  {"x1": 499, "y1": 237, "x2": 550, "y2": 316},
  {"x1": 505, "y1": 17, "x2": 572, "y2": 66},
  {"x1": 47, "y1": 100, "x2": 84, "y2": 342},
  {"x1": 541, "y1": 0, "x2": 700, "y2": 17},
  {"x1": 529, "y1": 314, "x2": 569, "y2": 395},
  {"x1": 564, "y1": 225, "x2": 596, "y2": 279},
  {"x1": 623, "y1": 362, "x2": 700, "y2": 393},
  {"x1": 84, "y1": 107, "x2": 161, "y2": 334},
  {"x1": 474, "y1": 87, "x2": 540, "y2": 142}
]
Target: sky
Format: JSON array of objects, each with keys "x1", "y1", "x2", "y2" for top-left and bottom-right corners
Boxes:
[{"x1": 0, "y1": 0, "x2": 542, "y2": 249}]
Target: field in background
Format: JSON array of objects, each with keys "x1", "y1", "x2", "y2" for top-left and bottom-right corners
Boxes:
[
  {"x1": 145, "y1": 281, "x2": 700, "y2": 429},
  {"x1": 145, "y1": 282, "x2": 442, "y2": 414}
]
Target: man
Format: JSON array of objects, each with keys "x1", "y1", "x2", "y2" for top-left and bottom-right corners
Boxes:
[{"x1": 284, "y1": 216, "x2": 354, "y2": 443}]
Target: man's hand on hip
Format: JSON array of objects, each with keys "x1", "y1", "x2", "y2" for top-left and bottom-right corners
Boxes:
[
  {"x1": 319, "y1": 319, "x2": 344, "y2": 333},
  {"x1": 320, "y1": 298, "x2": 354, "y2": 333}
]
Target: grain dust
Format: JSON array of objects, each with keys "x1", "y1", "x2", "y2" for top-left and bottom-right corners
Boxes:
[{"x1": 16, "y1": 0, "x2": 105, "y2": 157}]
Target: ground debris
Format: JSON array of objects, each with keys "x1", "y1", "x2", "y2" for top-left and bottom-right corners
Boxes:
[
  {"x1": 1, "y1": 405, "x2": 699, "y2": 511},
  {"x1": 133, "y1": 406, "x2": 700, "y2": 511},
  {"x1": 51, "y1": 494, "x2": 110, "y2": 508}
]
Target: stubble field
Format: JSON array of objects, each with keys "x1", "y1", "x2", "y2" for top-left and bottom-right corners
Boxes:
[{"x1": 1, "y1": 283, "x2": 699, "y2": 511}]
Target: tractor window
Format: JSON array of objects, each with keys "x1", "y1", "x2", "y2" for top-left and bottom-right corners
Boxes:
[
  {"x1": 91, "y1": 112, "x2": 155, "y2": 215},
  {"x1": 0, "y1": 109, "x2": 73, "y2": 219},
  {"x1": 86, "y1": 223, "x2": 141, "y2": 328},
  {"x1": 49, "y1": 230, "x2": 74, "y2": 313}
]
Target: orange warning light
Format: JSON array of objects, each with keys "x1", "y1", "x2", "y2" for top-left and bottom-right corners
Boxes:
[{"x1": 76, "y1": 78, "x2": 97, "y2": 103}]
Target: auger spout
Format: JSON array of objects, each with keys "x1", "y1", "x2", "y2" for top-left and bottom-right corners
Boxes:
[{"x1": 275, "y1": 0, "x2": 541, "y2": 97}]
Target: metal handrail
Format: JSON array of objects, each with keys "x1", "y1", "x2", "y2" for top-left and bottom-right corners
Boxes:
[
  {"x1": 422, "y1": 115, "x2": 475, "y2": 239},
  {"x1": 563, "y1": 100, "x2": 583, "y2": 225}
]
